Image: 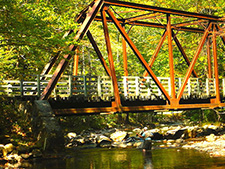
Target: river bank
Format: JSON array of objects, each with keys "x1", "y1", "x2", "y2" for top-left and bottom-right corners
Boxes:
[{"x1": 1, "y1": 123, "x2": 225, "y2": 168}]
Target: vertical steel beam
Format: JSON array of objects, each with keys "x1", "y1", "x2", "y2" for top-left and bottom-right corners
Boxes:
[
  {"x1": 122, "y1": 25, "x2": 128, "y2": 76},
  {"x1": 106, "y1": 8, "x2": 171, "y2": 102},
  {"x1": 86, "y1": 30, "x2": 111, "y2": 76},
  {"x1": 207, "y1": 37, "x2": 212, "y2": 78},
  {"x1": 73, "y1": 48, "x2": 79, "y2": 76},
  {"x1": 143, "y1": 30, "x2": 167, "y2": 77},
  {"x1": 177, "y1": 22, "x2": 212, "y2": 100},
  {"x1": 212, "y1": 24, "x2": 220, "y2": 103},
  {"x1": 102, "y1": 8, "x2": 121, "y2": 107},
  {"x1": 172, "y1": 31, "x2": 198, "y2": 78},
  {"x1": 167, "y1": 15, "x2": 176, "y2": 99},
  {"x1": 40, "y1": 0, "x2": 103, "y2": 100}
]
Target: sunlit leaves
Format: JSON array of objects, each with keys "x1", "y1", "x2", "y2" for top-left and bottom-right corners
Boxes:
[{"x1": 0, "y1": 0, "x2": 87, "y2": 78}]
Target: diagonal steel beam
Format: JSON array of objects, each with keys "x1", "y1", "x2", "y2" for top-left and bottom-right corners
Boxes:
[
  {"x1": 177, "y1": 23, "x2": 212, "y2": 100},
  {"x1": 125, "y1": 13, "x2": 162, "y2": 23},
  {"x1": 86, "y1": 30, "x2": 111, "y2": 76},
  {"x1": 122, "y1": 25, "x2": 128, "y2": 76},
  {"x1": 40, "y1": 0, "x2": 104, "y2": 100},
  {"x1": 40, "y1": 30, "x2": 74, "y2": 80},
  {"x1": 40, "y1": 51, "x2": 60, "y2": 78},
  {"x1": 172, "y1": 31, "x2": 198, "y2": 78},
  {"x1": 102, "y1": 8, "x2": 121, "y2": 108},
  {"x1": 106, "y1": 8, "x2": 171, "y2": 102},
  {"x1": 215, "y1": 25, "x2": 225, "y2": 45},
  {"x1": 143, "y1": 30, "x2": 167, "y2": 77},
  {"x1": 172, "y1": 19, "x2": 206, "y2": 28}
]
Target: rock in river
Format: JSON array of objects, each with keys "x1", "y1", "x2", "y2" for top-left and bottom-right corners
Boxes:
[{"x1": 110, "y1": 131, "x2": 128, "y2": 142}]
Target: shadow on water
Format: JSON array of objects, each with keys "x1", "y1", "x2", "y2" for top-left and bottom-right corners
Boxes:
[{"x1": 28, "y1": 148, "x2": 225, "y2": 169}]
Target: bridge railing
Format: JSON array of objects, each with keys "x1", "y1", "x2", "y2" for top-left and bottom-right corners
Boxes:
[{"x1": 0, "y1": 75, "x2": 224, "y2": 99}]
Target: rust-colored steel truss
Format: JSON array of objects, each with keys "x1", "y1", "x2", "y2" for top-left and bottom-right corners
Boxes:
[{"x1": 40, "y1": 0, "x2": 225, "y2": 115}]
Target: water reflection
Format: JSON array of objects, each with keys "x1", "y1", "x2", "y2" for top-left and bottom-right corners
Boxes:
[
  {"x1": 143, "y1": 151, "x2": 153, "y2": 169},
  {"x1": 28, "y1": 148, "x2": 225, "y2": 169}
]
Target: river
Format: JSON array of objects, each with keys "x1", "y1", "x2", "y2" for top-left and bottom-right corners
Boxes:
[{"x1": 28, "y1": 147, "x2": 225, "y2": 169}]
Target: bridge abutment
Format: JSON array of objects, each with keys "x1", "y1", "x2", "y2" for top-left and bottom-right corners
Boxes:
[{"x1": 32, "y1": 100, "x2": 64, "y2": 152}]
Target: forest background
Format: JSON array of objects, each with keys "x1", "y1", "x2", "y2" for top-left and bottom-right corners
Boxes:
[{"x1": 0, "y1": 0, "x2": 225, "y2": 139}]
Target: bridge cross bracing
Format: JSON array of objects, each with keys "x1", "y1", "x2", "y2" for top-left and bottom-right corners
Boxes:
[{"x1": 5, "y1": 0, "x2": 225, "y2": 115}]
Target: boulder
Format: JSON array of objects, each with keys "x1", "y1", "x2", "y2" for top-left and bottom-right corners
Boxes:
[
  {"x1": 73, "y1": 135, "x2": 85, "y2": 145},
  {"x1": 112, "y1": 142, "x2": 127, "y2": 148},
  {"x1": 96, "y1": 135, "x2": 111, "y2": 144},
  {"x1": 173, "y1": 129, "x2": 187, "y2": 139},
  {"x1": 197, "y1": 128, "x2": 217, "y2": 137},
  {"x1": 97, "y1": 140, "x2": 111, "y2": 148},
  {"x1": 206, "y1": 134, "x2": 216, "y2": 142},
  {"x1": 1, "y1": 143, "x2": 14, "y2": 157},
  {"x1": 67, "y1": 132, "x2": 77, "y2": 139},
  {"x1": 133, "y1": 141, "x2": 143, "y2": 148},
  {"x1": 175, "y1": 139, "x2": 184, "y2": 144},
  {"x1": 110, "y1": 131, "x2": 128, "y2": 142},
  {"x1": 133, "y1": 128, "x2": 141, "y2": 132},
  {"x1": 151, "y1": 132, "x2": 163, "y2": 140},
  {"x1": 219, "y1": 134, "x2": 225, "y2": 140}
]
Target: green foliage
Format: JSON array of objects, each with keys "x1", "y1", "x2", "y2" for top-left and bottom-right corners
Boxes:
[
  {"x1": 0, "y1": 0, "x2": 89, "y2": 79},
  {"x1": 183, "y1": 109, "x2": 220, "y2": 123},
  {"x1": 0, "y1": 98, "x2": 33, "y2": 144}
]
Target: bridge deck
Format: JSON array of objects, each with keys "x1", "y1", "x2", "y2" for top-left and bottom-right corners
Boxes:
[{"x1": 1, "y1": 75, "x2": 225, "y2": 115}]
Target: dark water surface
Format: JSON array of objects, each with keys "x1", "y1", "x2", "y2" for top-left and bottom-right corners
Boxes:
[{"x1": 30, "y1": 148, "x2": 225, "y2": 169}]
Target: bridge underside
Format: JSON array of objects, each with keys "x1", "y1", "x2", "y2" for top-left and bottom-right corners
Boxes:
[
  {"x1": 36, "y1": 0, "x2": 225, "y2": 115},
  {"x1": 50, "y1": 97, "x2": 225, "y2": 116}
]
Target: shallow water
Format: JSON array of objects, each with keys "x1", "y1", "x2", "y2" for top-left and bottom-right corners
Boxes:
[{"x1": 29, "y1": 147, "x2": 225, "y2": 169}]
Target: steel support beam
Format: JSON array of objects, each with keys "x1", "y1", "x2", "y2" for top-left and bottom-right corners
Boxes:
[
  {"x1": 143, "y1": 30, "x2": 167, "y2": 77},
  {"x1": 177, "y1": 23, "x2": 212, "y2": 100},
  {"x1": 106, "y1": 8, "x2": 171, "y2": 102},
  {"x1": 40, "y1": 51, "x2": 60, "y2": 78},
  {"x1": 94, "y1": 16, "x2": 205, "y2": 33},
  {"x1": 86, "y1": 30, "x2": 111, "y2": 76},
  {"x1": 167, "y1": 15, "x2": 176, "y2": 99},
  {"x1": 102, "y1": 8, "x2": 122, "y2": 108},
  {"x1": 215, "y1": 25, "x2": 225, "y2": 46},
  {"x1": 104, "y1": 0, "x2": 221, "y2": 21},
  {"x1": 40, "y1": 30, "x2": 74, "y2": 79},
  {"x1": 122, "y1": 25, "x2": 128, "y2": 76},
  {"x1": 125, "y1": 13, "x2": 162, "y2": 23},
  {"x1": 207, "y1": 37, "x2": 212, "y2": 78},
  {"x1": 172, "y1": 31, "x2": 198, "y2": 78},
  {"x1": 212, "y1": 24, "x2": 221, "y2": 103},
  {"x1": 40, "y1": 0, "x2": 104, "y2": 100},
  {"x1": 53, "y1": 103, "x2": 225, "y2": 115},
  {"x1": 73, "y1": 48, "x2": 79, "y2": 76}
]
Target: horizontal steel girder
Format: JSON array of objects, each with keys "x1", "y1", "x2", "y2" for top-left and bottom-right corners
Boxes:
[
  {"x1": 94, "y1": 16, "x2": 205, "y2": 33},
  {"x1": 53, "y1": 103, "x2": 225, "y2": 115},
  {"x1": 104, "y1": 0, "x2": 221, "y2": 21}
]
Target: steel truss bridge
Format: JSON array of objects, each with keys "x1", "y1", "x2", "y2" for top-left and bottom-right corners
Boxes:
[{"x1": 3, "y1": 0, "x2": 225, "y2": 115}]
